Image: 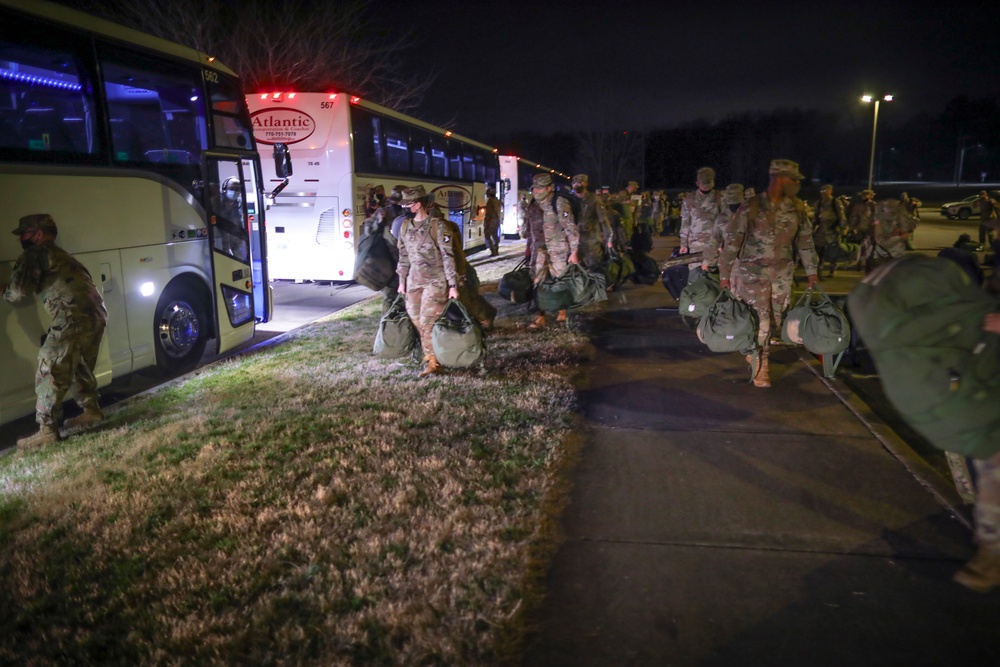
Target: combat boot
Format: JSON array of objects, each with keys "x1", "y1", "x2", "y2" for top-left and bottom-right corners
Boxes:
[
  {"x1": 64, "y1": 405, "x2": 105, "y2": 430},
  {"x1": 753, "y1": 349, "x2": 771, "y2": 388},
  {"x1": 17, "y1": 425, "x2": 61, "y2": 450},
  {"x1": 954, "y1": 547, "x2": 1000, "y2": 593},
  {"x1": 419, "y1": 353, "x2": 442, "y2": 378},
  {"x1": 527, "y1": 314, "x2": 547, "y2": 330},
  {"x1": 556, "y1": 310, "x2": 568, "y2": 323}
]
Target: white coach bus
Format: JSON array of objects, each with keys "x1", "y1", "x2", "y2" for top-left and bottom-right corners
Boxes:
[
  {"x1": 0, "y1": 0, "x2": 271, "y2": 426},
  {"x1": 247, "y1": 92, "x2": 503, "y2": 282}
]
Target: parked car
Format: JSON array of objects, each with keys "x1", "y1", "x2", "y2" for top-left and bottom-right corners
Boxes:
[{"x1": 941, "y1": 195, "x2": 981, "y2": 220}]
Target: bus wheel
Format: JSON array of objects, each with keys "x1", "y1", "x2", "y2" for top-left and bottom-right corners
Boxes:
[{"x1": 154, "y1": 286, "x2": 208, "y2": 373}]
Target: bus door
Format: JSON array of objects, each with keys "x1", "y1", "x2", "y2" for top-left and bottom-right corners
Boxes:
[
  {"x1": 204, "y1": 155, "x2": 259, "y2": 354},
  {"x1": 241, "y1": 157, "x2": 272, "y2": 323}
]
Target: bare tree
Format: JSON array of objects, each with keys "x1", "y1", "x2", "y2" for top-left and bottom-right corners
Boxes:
[
  {"x1": 573, "y1": 124, "x2": 644, "y2": 191},
  {"x1": 72, "y1": 0, "x2": 432, "y2": 112}
]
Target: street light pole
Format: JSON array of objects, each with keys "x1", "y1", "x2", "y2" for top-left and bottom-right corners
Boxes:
[{"x1": 862, "y1": 94, "x2": 892, "y2": 192}]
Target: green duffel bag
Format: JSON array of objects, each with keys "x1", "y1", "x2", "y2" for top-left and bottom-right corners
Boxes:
[
  {"x1": 781, "y1": 290, "x2": 810, "y2": 345},
  {"x1": 562, "y1": 263, "x2": 608, "y2": 308},
  {"x1": 679, "y1": 269, "x2": 722, "y2": 321},
  {"x1": 801, "y1": 289, "x2": 850, "y2": 355},
  {"x1": 696, "y1": 289, "x2": 758, "y2": 355},
  {"x1": 848, "y1": 254, "x2": 1000, "y2": 459},
  {"x1": 498, "y1": 259, "x2": 533, "y2": 304},
  {"x1": 432, "y1": 299, "x2": 485, "y2": 368},
  {"x1": 373, "y1": 295, "x2": 416, "y2": 359},
  {"x1": 465, "y1": 264, "x2": 480, "y2": 293},
  {"x1": 603, "y1": 247, "x2": 629, "y2": 289},
  {"x1": 536, "y1": 274, "x2": 574, "y2": 312}
]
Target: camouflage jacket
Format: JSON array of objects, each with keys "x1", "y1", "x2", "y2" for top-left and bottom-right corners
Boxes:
[
  {"x1": 680, "y1": 189, "x2": 728, "y2": 250},
  {"x1": 720, "y1": 194, "x2": 819, "y2": 277},
  {"x1": 397, "y1": 214, "x2": 459, "y2": 290},
  {"x1": 3, "y1": 242, "x2": 107, "y2": 325},
  {"x1": 872, "y1": 200, "x2": 912, "y2": 258},
  {"x1": 525, "y1": 195, "x2": 580, "y2": 259},
  {"x1": 812, "y1": 196, "x2": 846, "y2": 247},
  {"x1": 576, "y1": 191, "x2": 612, "y2": 249},
  {"x1": 484, "y1": 196, "x2": 501, "y2": 225}
]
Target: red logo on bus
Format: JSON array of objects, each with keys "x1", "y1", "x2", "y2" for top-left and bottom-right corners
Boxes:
[{"x1": 250, "y1": 108, "x2": 316, "y2": 145}]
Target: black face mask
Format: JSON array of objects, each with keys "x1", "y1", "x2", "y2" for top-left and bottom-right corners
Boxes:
[
  {"x1": 573, "y1": 185, "x2": 585, "y2": 194},
  {"x1": 20, "y1": 239, "x2": 35, "y2": 250}
]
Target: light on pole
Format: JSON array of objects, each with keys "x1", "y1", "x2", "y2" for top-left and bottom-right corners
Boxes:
[
  {"x1": 862, "y1": 93, "x2": 893, "y2": 191},
  {"x1": 956, "y1": 142, "x2": 983, "y2": 185}
]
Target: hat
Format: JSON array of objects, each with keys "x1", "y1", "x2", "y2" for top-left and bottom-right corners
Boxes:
[
  {"x1": 400, "y1": 185, "x2": 427, "y2": 204},
  {"x1": 12, "y1": 213, "x2": 57, "y2": 236},
  {"x1": 572, "y1": 173, "x2": 589, "y2": 186},
  {"x1": 388, "y1": 184, "x2": 406, "y2": 202},
  {"x1": 696, "y1": 167, "x2": 715, "y2": 179},
  {"x1": 723, "y1": 183, "x2": 744, "y2": 206},
  {"x1": 860, "y1": 189, "x2": 875, "y2": 197},
  {"x1": 820, "y1": 184, "x2": 833, "y2": 192},
  {"x1": 743, "y1": 187, "x2": 756, "y2": 200},
  {"x1": 627, "y1": 180, "x2": 639, "y2": 189},
  {"x1": 769, "y1": 159, "x2": 804, "y2": 179},
  {"x1": 532, "y1": 173, "x2": 553, "y2": 188}
]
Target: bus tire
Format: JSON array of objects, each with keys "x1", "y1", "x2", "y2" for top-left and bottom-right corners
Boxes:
[{"x1": 154, "y1": 281, "x2": 209, "y2": 373}]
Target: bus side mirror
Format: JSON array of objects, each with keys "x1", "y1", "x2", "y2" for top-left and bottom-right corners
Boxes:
[{"x1": 273, "y1": 143, "x2": 292, "y2": 178}]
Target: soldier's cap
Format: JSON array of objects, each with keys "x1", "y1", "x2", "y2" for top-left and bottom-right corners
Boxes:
[
  {"x1": 723, "y1": 183, "x2": 744, "y2": 205},
  {"x1": 388, "y1": 184, "x2": 406, "y2": 201},
  {"x1": 769, "y1": 159, "x2": 804, "y2": 180},
  {"x1": 820, "y1": 184, "x2": 833, "y2": 192},
  {"x1": 696, "y1": 167, "x2": 715, "y2": 180},
  {"x1": 572, "y1": 173, "x2": 589, "y2": 186},
  {"x1": 743, "y1": 187, "x2": 756, "y2": 200},
  {"x1": 532, "y1": 173, "x2": 553, "y2": 188},
  {"x1": 861, "y1": 189, "x2": 875, "y2": 197},
  {"x1": 627, "y1": 180, "x2": 639, "y2": 188},
  {"x1": 400, "y1": 185, "x2": 427, "y2": 204},
  {"x1": 12, "y1": 213, "x2": 57, "y2": 236}
]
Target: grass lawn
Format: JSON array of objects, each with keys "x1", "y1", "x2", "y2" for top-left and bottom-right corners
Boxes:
[{"x1": 0, "y1": 256, "x2": 593, "y2": 665}]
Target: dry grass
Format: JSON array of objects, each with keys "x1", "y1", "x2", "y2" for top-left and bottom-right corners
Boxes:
[{"x1": 0, "y1": 258, "x2": 592, "y2": 666}]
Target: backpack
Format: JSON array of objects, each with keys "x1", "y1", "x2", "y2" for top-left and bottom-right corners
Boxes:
[
  {"x1": 432, "y1": 299, "x2": 485, "y2": 368},
  {"x1": 373, "y1": 295, "x2": 416, "y2": 359},
  {"x1": 696, "y1": 289, "x2": 759, "y2": 355},
  {"x1": 552, "y1": 190, "x2": 582, "y2": 223},
  {"x1": 498, "y1": 258, "x2": 533, "y2": 303},
  {"x1": 630, "y1": 224, "x2": 654, "y2": 253},
  {"x1": 781, "y1": 287, "x2": 851, "y2": 355},
  {"x1": 679, "y1": 269, "x2": 722, "y2": 321},
  {"x1": 604, "y1": 247, "x2": 633, "y2": 290},
  {"x1": 629, "y1": 250, "x2": 659, "y2": 285},
  {"x1": 354, "y1": 227, "x2": 397, "y2": 291},
  {"x1": 847, "y1": 254, "x2": 1000, "y2": 459}
]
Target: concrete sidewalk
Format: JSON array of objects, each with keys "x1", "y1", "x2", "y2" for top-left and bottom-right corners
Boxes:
[{"x1": 524, "y1": 240, "x2": 1000, "y2": 666}]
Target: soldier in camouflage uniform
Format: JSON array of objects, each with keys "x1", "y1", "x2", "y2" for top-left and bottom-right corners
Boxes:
[
  {"x1": 954, "y1": 313, "x2": 1000, "y2": 591},
  {"x1": 524, "y1": 173, "x2": 580, "y2": 329},
  {"x1": 701, "y1": 183, "x2": 744, "y2": 269},
  {"x1": 571, "y1": 174, "x2": 613, "y2": 271},
  {"x1": 812, "y1": 184, "x2": 848, "y2": 277},
  {"x1": 438, "y1": 216, "x2": 497, "y2": 330},
  {"x1": 363, "y1": 184, "x2": 406, "y2": 313},
  {"x1": 864, "y1": 198, "x2": 912, "y2": 272},
  {"x1": 396, "y1": 186, "x2": 460, "y2": 377},
  {"x1": 681, "y1": 167, "x2": 729, "y2": 268},
  {"x1": 483, "y1": 186, "x2": 502, "y2": 256},
  {"x1": 719, "y1": 160, "x2": 819, "y2": 388},
  {"x1": 848, "y1": 189, "x2": 876, "y2": 243},
  {"x1": 2, "y1": 214, "x2": 108, "y2": 448}
]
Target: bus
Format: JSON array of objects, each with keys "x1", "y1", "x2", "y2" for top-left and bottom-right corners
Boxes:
[
  {"x1": 0, "y1": 0, "x2": 271, "y2": 427},
  {"x1": 498, "y1": 155, "x2": 571, "y2": 237},
  {"x1": 247, "y1": 92, "x2": 504, "y2": 282}
]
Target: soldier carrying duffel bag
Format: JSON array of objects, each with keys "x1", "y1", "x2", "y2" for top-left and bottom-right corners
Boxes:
[{"x1": 432, "y1": 299, "x2": 486, "y2": 369}]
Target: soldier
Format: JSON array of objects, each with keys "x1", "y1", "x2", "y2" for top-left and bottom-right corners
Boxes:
[
  {"x1": 363, "y1": 184, "x2": 406, "y2": 313},
  {"x1": 2, "y1": 214, "x2": 108, "y2": 448},
  {"x1": 483, "y1": 186, "x2": 502, "y2": 256},
  {"x1": 681, "y1": 167, "x2": 728, "y2": 268},
  {"x1": 396, "y1": 186, "x2": 460, "y2": 377},
  {"x1": 438, "y1": 215, "x2": 497, "y2": 330},
  {"x1": 524, "y1": 173, "x2": 580, "y2": 329},
  {"x1": 571, "y1": 174, "x2": 613, "y2": 271},
  {"x1": 848, "y1": 189, "x2": 876, "y2": 241},
  {"x1": 812, "y1": 184, "x2": 847, "y2": 277},
  {"x1": 719, "y1": 160, "x2": 819, "y2": 388},
  {"x1": 978, "y1": 189, "x2": 999, "y2": 245},
  {"x1": 864, "y1": 199, "x2": 912, "y2": 271}
]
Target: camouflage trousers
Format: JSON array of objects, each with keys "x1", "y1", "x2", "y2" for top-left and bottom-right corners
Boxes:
[
  {"x1": 731, "y1": 259, "x2": 795, "y2": 349},
  {"x1": 404, "y1": 282, "x2": 448, "y2": 356},
  {"x1": 578, "y1": 239, "x2": 604, "y2": 272},
  {"x1": 36, "y1": 315, "x2": 106, "y2": 427},
  {"x1": 484, "y1": 221, "x2": 501, "y2": 255},
  {"x1": 532, "y1": 245, "x2": 570, "y2": 285},
  {"x1": 973, "y1": 448, "x2": 1000, "y2": 554}
]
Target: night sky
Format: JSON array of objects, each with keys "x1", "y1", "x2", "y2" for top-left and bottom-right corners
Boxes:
[{"x1": 376, "y1": 0, "x2": 1000, "y2": 137}]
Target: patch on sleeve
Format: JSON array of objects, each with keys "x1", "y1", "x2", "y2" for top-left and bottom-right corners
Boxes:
[
  {"x1": 561, "y1": 211, "x2": 569, "y2": 218},
  {"x1": 442, "y1": 234, "x2": 451, "y2": 243}
]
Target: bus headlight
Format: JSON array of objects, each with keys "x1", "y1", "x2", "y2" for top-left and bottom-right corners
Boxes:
[{"x1": 140, "y1": 281, "x2": 155, "y2": 297}]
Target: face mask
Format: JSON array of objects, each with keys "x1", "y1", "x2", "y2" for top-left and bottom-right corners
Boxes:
[
  {"x1": 20, "y1": 239, "x2": 35, "y2": 250},
  {"x1": 573, "y1": 185, "x2": 584, "y2": 194}
]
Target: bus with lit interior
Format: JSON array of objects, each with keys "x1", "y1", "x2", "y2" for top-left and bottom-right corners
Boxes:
[
  {"x1": 247, "y1": 91, "x2": 503, "y2": 282},
  {"x1": 0, "y1": 0, "x2": 271, "y2": 426}
]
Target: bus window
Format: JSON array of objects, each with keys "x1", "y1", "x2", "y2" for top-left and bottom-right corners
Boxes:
[
  {"x1": 430, "y1": 135, "x2": 447, "y2": 177},
  {"x1": 0, "y1": 24, "x2": 98, "y2": 160},
  {"x1": 447, "y1": 141, "x2": 461, "y2": 179},
  {"x1": 411, "y1": 129, "x2": 430, "y2": 175},
  {"x1": 462, "y1": 148, "x2": 474, "y2": 181},
  {"x1": 484, "y1": 161, "x2": 498, "y2": 184},
  {"x1": 209, "y1": 162, "x2": 251, "y2": 265},
  {"x1": 474, "y1": 151, "x2": 486, "y2": 181},
  {"x1": 384, "y1": 119, "x2": 409, "y2": 172},
  {"x1": 99, "y1": 47, "x2": 207, "y2": 165},
  {"x1": 349, "y1": 105, "x2": 382, "y2": 173},
  {"x1": 206, "y1": 73, "x2": 253, "y2": 150}
]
